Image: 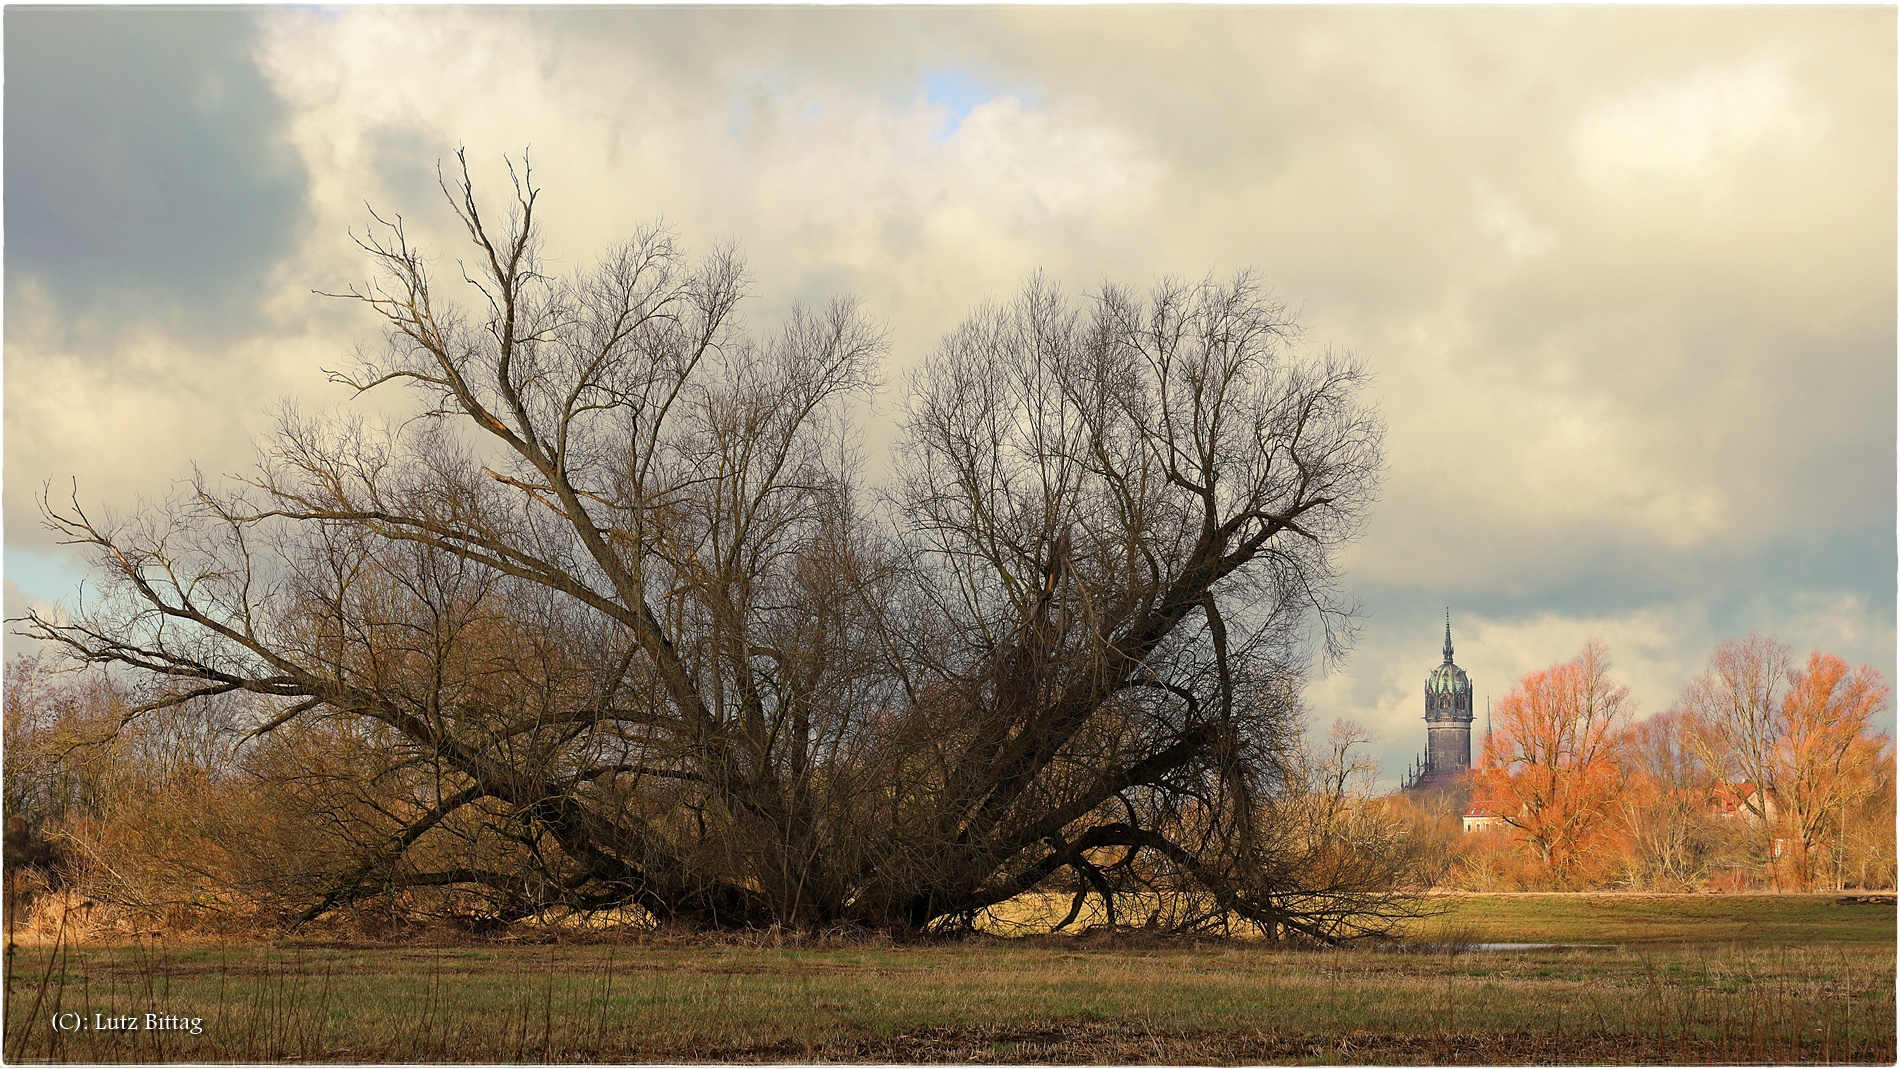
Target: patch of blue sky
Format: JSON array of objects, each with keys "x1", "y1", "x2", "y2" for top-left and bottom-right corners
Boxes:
[
  {"x1": 919, "y1": 66, "x2": 1031, "y2": 143},
  {"x1": 4, "y1": 545, "x2": 95, "y2": 609}
]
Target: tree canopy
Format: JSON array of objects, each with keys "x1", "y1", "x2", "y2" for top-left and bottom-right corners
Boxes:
[{"x1": 20, "y1": 152, "x2": 1412, "y2": 938}]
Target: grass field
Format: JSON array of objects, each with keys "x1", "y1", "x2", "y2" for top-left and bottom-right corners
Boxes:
[
  {"x1": 1414, "y1": 892, "x2": 1898, "y2": 946},
  {"x1": 3, "y1": 894, "x2": 1892, "y2": 1064}
]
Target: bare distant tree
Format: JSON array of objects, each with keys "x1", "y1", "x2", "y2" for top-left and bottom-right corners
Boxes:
[
  {"x1": 1681, "y1": 634, "x2": 1890, "y2": 888},
  {"x1": 1615, "y1": 709, "x2": 1719, "y2": 889},
  {"x1": 1680, "y1": 634, "x2": 1792, "y2": 828},
  {"x1": 20, "y1": 152, "x2": 1411, "y2": 938}
]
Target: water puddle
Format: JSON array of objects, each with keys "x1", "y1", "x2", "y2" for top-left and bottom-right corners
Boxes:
[
  {"x1": 1468, "y1": 942, "x2": 1618, "y2": 951},
  {"x1": 1376, "y1": 942, "x2": 1620, "y2": 953}
]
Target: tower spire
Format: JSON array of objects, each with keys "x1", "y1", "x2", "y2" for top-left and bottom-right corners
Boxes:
[{"x1": 1442, "y1": 608, "x2": 1454, "y2": 664}]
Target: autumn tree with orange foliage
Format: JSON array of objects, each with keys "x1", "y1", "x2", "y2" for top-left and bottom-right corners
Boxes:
[
  {"x1": 1680, "y1": 634, "x2": 1892, "y2": 889},
  {"x1": 1472, "y1": 640, "x2": 1630, "y2": 885}
]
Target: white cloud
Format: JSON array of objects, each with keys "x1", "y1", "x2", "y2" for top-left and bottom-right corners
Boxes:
[
  {"x1": 1573, "y1": 61, "x2": 1823, "y2": 189},
  {"x1": 1477, "y1": 193, "x2": 1556, "y2": 262}
]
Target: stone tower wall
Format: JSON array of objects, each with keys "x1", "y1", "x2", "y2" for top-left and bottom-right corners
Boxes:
[{"x1": 1426, "y1": 720, "x2": 1471, "y2": 776}]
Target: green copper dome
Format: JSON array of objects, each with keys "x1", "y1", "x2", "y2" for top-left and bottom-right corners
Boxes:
[
  {"x1": 1426, "y1": 611, "x2": 1471, "y2": 695},
  {"x1": 1427, "y1": 659, "x2": 1471, "y2": 695}
]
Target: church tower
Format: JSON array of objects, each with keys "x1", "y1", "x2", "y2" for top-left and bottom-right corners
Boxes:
[{"x1": 1423, "y1": 611, "x2": 1475, "y2": 777}]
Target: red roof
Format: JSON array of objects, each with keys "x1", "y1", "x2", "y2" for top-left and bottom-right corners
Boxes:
[{"x1": 1710, "y1": 783, "x2": 1760, "y2": 814}]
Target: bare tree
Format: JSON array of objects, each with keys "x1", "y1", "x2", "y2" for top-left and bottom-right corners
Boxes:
[
  {"x1": 1615, "y1": 709, "x2": 1719, "y2": 889},
  {"x1": 1680, "y1": 634, "x2": 1891, "y2": 889},
  {"x1": 869, "y1": 273, "x2": 1400, "y2": 937},
  {"x1": 19, "y1": 154, "x2": 1407, "y2": 938},
  {"x1": 1680, "y1": 634, "x2": 1791, "y2": 828}
]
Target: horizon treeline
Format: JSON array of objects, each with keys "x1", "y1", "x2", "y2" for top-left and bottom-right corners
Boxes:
[{"x1": 5, "y1": 628, "x2": 1889, "y2": 943}]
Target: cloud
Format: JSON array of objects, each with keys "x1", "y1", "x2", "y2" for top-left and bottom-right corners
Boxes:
[
  {"x1": 1477, "y1": 192, "x2": 1557, "y2": 263},
  {"x1": 1573, "y1": 61, "x2": 1821, "y2": 189},
  {"x1": 919, "y1": 68, "x2": 1006, "y2": 142},
  {"x1": 3, "y1": 8, "x2": 310, "y2": 343},
  {"x1": 5, "y1": 7, "x2": 1891, "y2": 767}
]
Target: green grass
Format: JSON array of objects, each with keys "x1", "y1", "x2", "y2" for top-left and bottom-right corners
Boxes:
[
  {"x1": 1409, "y1": 892, "x2": 1896, "y2": 946},
  {"x1": 2, "y1": 894, "x2": 1892, "y2": 1064}
]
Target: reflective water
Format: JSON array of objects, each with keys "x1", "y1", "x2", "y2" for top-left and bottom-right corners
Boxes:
[
  {"x1": 1377, "y1": 942, "x2": 1619, "y2": 953},
  {"x1": 1469, "y1": 942, "x2": 1616, "y2": 951}
]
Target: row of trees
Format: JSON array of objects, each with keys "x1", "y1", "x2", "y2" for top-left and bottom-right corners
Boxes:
[
  {"x1": 6, "y1": 154, "x2": 1427, "y2": 940},
  {"x1": 1439, "y1": 635, "x2": 1894, "y2": 892}
]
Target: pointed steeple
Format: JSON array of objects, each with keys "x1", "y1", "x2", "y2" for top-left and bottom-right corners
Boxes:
[{"x1": 1442, "y1": 608, "x2": 1454, "y2": 664}]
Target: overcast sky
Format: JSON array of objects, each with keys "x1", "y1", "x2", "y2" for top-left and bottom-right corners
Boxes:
[{"x1": 6, "y1": 6, "x2": 1894, "y2": 783}]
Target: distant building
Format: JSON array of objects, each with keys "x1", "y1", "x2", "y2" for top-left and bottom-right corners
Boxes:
[
  {"x1": 1402, "y1": 611, "x2": 1475, "y2": 793},
  {"x1": 1710, "y1": 782, "x2": 1776, "y2": 825},
  {"x1": 1463, "y1": 801, "x2": 1507, "y2": 834},
  {"x1": 1707, "y1": 782, "x2": 1795, "y2": 857}
]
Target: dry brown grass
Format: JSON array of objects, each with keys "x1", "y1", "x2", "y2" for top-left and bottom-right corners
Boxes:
[
  {"x1": 1, "y1": 893, "x2": 1890, "y2": 1063},
  {"x1": 3, "y1": 919, "x2": 1892, "y2": 1064}
]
